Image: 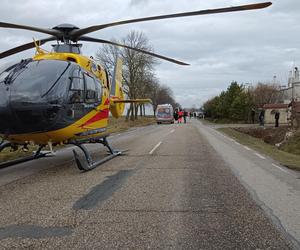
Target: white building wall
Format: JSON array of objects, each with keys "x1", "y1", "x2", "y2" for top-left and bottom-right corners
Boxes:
[{"x1": 265, "y1": 108, "x2": 289, "y2": 124}]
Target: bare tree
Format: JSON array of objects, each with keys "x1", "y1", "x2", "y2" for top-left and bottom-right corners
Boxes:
[
  {"x1": 152, "y1": 85, "x2": 176, "y2": 114},
  {"x1": 145, "y1": 76, "x2": 160, "y2": 115},
  {"x1": 158, "y1": 85, "x2": 176, "y2": 105},
  {"x1": 95, "y1": 40, "x2": 120, "y2": 78},
  {"x1": 95, "y1": 30, "x2": 157, "y2": 120},
  {"x1": 249, "y1": 82, "x2": 280, "y2": 107}
]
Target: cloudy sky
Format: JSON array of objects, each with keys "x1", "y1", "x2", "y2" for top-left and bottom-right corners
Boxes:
[{"x1": 0, "y1": 0, "x2": 299, "y2": 108}]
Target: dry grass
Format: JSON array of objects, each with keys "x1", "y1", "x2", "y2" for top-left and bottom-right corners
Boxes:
[
  {"x1": 280, "y1": 130, "x2": 300, "y2": 155},
  {"x1": 107, "y1": 116, "x2": 156, "y2": 134},
  {"x1": 0, "y1": 148, "x2": 36, "y2": 164}
]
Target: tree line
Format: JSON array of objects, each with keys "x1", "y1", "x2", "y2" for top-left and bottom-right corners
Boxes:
[
  {"x1": 203, "y1": 81, "x2": 279, "y2": 122},
  {"x1": 96, "y1": 31, "x2": 178, "y2": 120}
]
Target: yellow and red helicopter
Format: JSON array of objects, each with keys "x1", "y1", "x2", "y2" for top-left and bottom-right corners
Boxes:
[{"x1": 0, "y1": 2, "x2": 271, "y2": 171}]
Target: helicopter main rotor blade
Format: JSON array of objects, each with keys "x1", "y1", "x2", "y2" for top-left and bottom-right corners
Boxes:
[
  {"x1": 80, "y1": 36, "x2": 189, "y2": 65},
  {"x1": 0, "y1": 36, "x2": 56, "y2": 59},
  {"x1": 71, "y1": 2, "x2": 272, "y2": 39},
  {"x1": 0, "y1": 22, "x2": 60, "y2": 37}
]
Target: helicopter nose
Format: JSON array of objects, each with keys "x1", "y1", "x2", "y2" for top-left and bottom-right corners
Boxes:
[
  {"x1": 0, "y1": 83, "x2": 9, "y2": 107},
  {"x1": 0, "y1": 98, "x2": 63, "y2": 135},
  {"x1": 0, "y1": 85, "x2": 12, "y2": 135},
  {"x1": 0, "y1": 107, "x2": 14, "y2": 135}
]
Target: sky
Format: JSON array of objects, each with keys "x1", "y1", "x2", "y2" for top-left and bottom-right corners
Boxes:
[{"x1": 0, "y1": 0, "x2": 299, "y2": 108}]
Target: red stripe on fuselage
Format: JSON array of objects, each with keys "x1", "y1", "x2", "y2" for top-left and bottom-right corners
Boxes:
[
  {"x1": 79, "y1": 108, "x2": 109, "y2": 128},
  {"x1": 104, "y1": 98, "x2": 110, "y2": 105}
]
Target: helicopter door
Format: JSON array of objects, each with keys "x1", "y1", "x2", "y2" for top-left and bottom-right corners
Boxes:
[
  {"x1": 67, "y1": 68, "x2": 85, "y2": 120},
  {"x1": 84, "y1": 73, "x2": 99, "y2": 104}
]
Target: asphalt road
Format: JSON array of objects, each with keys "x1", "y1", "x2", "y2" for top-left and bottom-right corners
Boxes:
[{"x1": 0, "y1": 119, "x2": 298, "y2": 249}]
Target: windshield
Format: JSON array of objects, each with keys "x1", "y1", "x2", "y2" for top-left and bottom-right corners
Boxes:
[
  {"x1": 8, "y1": 60, "x2": 72, "y2": 103},
  {"x1": 0, "y1": 59, "x2": 31, "y2": 84},
  {"x1": 157, "y1": 107, "x2": 172, "y2": 117}
]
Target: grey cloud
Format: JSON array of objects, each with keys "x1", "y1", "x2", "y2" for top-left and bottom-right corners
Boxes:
[{"x1": 129, "y1": 0, "x2": 150, "y2": 7}]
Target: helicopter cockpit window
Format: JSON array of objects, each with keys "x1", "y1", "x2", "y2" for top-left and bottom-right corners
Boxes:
[
  {"x1": 94, "y1": 79, "x2": 102, "y2": 103},
  {"x1": 84, "y1": 74, "x2": 98, "y2": 103},
  {"x1": 0, "y1": 59, "x2": 31, "y2": 84},
  {"x1": 69, "y1": 69, "x2": 84, "y2": 103},
  {"x1": 8, "y1": 60, "x2": 71, "y2": 103}
]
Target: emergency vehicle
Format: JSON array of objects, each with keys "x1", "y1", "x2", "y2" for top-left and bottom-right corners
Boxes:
[{"x1": 156, "y1": 104, "x2": 174, "y2": 124}]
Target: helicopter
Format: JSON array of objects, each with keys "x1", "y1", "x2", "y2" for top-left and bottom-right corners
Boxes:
[{"x1": 0, "y1": 2, "x2": 272, "y2": 171}]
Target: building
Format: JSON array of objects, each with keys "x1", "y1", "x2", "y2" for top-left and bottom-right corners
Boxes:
[
  {"x1": 275, "y1": 67, "x2": 300, "y2": 127},
  {"x1": 263, "y1": 103, "x2": 289, "y2": 125},
  {"x1": 278, "y1": 67, "x2": 300, "y2": 103}
]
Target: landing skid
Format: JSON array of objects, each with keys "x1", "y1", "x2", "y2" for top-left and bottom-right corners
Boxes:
[
  {"x1": 0, "y1": 145, "x2": 48, "y2": 169},
  {"x1": 0, "y1": 137, "x2": 124, "y2": 171},
  {"x1": 71, "y1": 137, "x2": 125, "y2": 171}
]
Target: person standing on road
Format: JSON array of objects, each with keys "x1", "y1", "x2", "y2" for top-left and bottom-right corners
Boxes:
[
  {"x1": 183, "y1": 110, "x2": 188, "y2": 123},
  {"x1": 259, "y1": 109, "x2": 265, "y2": 126},
  {"x1": 251, "y1": 108, "x2": 255, "y2": 124},
  {"x1": 178, "y1": 110, "x2": 183, "y2": 123},
  {"x1": 275, "y1": 111, "x2": 280, "y2": 127},
  {"x1": 174, "y1": 110, "x2": 178, "y2": 123}
]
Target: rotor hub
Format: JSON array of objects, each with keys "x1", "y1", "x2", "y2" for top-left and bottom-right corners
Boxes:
[
  {"x1": 52, "y1": 24, "x2": 80, "y2": 42},
  {"x1": 52, "y1": 23, "x2": 79, "y2": 32}
]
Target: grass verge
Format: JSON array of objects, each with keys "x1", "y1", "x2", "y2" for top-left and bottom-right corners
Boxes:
[
  {"x1": 107, "y1": 116, "x2": 156, "y2": 134},
  {"x1": 280, "y1": 130, "x2": 300, "y2": 155},
  {"x1": 0, "y1": 116, "x2": 156, "y2": 164},
  {"x1": 219, "y1": 127, "x2": 300, "y2": 171}
]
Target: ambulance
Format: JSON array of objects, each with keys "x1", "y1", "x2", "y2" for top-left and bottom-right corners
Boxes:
[{"x1": 155, "y1": 104, "x2": 174, "y2": 124}]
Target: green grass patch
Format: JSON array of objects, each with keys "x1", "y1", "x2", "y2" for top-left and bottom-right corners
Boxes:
[{"x1": 219, "y1": 127, "x2": 300, "y2": 171}]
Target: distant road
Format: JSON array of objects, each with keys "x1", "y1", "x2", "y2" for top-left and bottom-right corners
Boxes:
[{"x1": 0, "y1": 119, "x2": 298, "y2": 249}]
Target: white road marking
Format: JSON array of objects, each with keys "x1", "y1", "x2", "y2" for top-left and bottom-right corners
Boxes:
[
  {"x1": 243, "y1": 146, "x2": 251, "y2": 151},
  {"x1": 211, "y1": 127, "x2": 293, "y2": 177},
  {"x1": 272, "y1": 163, "x2": 292, "y2": 175},
  {"x1": 255, "y1": 153, "x2": 266, "y2": 160},
  {"x1": 149, "y1": 142, "x2": 162, "y2": 155},
  {"x1": 216, "y1": 131, "x2": 226, "y2": 138},
  {"x1": 170, "y1": 129, "x2": 175, "y2": 134}
]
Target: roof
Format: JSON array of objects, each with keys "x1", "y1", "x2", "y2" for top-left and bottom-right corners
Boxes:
[
  {"x1": 157, "y1": 104, "x2": 173, "y2": 107},
  {"x1": 263, "y1": 103, "x2": 289, "y2": 109}
]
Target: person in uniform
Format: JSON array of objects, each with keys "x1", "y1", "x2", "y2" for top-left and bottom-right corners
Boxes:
[{"x1": 275, "y1": 111, "x2": 280, "y2": 127}]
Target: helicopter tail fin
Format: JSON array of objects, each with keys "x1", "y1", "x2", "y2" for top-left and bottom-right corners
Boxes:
[
  {"x1": 109, "y1": 58, "x2": 152, "y2": 118},
  {"x1": 111, "y1": 57, "x2": 123, "y2": 97},
  {"x1": 110, "y1": 58, "x2": 125, "y2": 118}
]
